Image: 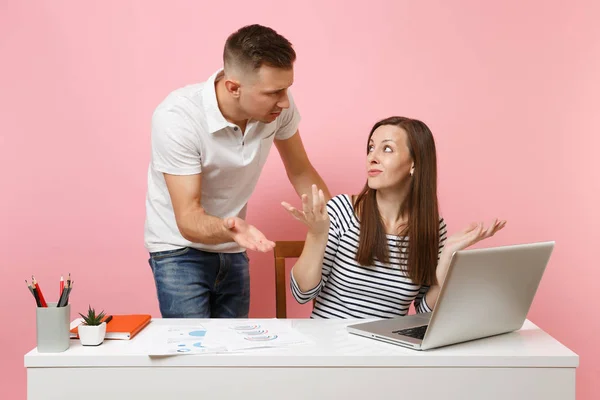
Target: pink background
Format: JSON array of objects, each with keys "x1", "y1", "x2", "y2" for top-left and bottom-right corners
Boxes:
[{"x1": 1, "y1": 1, "x2": 598, "y2": 398}]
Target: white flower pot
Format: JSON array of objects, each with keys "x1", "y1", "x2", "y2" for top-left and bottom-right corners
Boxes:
[{"x1": 78, "y1": 322, "x2": 107, "y2": 346}]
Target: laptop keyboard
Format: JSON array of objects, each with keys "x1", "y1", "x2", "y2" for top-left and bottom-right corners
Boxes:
[{"x1": 392, "y1": 325, "x2": 428, "y2": 340}]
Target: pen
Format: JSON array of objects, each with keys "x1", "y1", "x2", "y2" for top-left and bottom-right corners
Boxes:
[
  {"x1": 104, "y1": 315, "x2": 113, "y2": 324},
  {"x1": 60, "y1": 275, "x2": 64, "y2": 298}
]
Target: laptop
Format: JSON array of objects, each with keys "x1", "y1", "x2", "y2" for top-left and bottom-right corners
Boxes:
[{"x1": 346, "y1": 241, "x2": 554, "y2": 350}]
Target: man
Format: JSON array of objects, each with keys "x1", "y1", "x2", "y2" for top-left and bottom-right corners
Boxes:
[{"x1": 144, "y1": 24, "x2": 331, "y2": 319}]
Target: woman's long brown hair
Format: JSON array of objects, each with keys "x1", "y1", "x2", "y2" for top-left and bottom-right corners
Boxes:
[{"x1": 354, "y1": 116, "x2": 439, "y2": 286}]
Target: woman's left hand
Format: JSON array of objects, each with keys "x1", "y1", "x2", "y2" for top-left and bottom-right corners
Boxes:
[
  {"x1": 436, "y1": 219, "x2": 507, "y2": 284},
  {"x1": 443, "y1": 219, "x2": 507, "y2": 255}
]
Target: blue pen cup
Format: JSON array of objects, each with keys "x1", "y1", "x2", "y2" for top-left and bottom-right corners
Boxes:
[{"x1": 35, "y1": 302, "x2": 70, "y2": 353}]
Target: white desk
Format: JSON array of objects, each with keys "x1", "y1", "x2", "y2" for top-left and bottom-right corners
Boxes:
[{"x1": 25, "y1": 318, "x2": 578, "y2": 400}]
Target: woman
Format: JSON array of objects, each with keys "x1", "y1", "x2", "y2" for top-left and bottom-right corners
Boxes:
[{"x1": 281, "y1": 116, "x2": 506, "y2": 319}]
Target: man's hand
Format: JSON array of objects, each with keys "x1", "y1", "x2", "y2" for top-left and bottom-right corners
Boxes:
[{"x1": 224, "y1": 217, "x2": 276, "y2": 252}]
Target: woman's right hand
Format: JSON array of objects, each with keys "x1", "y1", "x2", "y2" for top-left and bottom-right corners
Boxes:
[{"x1": 281, "y1": 184, "x2": 330, "y2": 236}]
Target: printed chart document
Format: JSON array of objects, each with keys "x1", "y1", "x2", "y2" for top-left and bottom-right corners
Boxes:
[
  {"x1": 148, "y1": 324, "x2": 226, "y2": 355},
  {"x1": 205, "y1": 319, "x2": 312, "y2": 351},
  {"x1": 147, "y1": 319, "x2": 312, "y2": 355}
]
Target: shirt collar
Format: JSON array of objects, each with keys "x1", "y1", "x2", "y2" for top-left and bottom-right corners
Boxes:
[{"x1": 202, "y1": 69, "x2": 235, "y2": 134}]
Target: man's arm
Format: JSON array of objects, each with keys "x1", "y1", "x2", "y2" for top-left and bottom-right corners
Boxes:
[
  {"x1": 164, "y1": 173, "x2": 276, "y2": 252},
  {"x1": 163, "y1": 173, "x2": 233, "y2": 244},
  {"x1": 275, "y1": 130, "x2": 332, "y2": 201}
]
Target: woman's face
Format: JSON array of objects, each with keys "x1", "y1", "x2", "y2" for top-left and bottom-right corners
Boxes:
[{"x1": 366, "y1": 124, "x2": 413, "y2": 190}]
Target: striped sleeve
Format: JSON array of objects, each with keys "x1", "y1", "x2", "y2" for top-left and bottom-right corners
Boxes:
[
  {"x1": 438, "y1": 218, "x2": 447, "y2": 257},
  {"x1": 414, "y1": 285, "x2": 432, "y2": 313},
  {"x1": 290, "y1": 197, "x2": 342, "y2": 304},
  {"x1": 414, "y1": 217, "x2": 448, "y2": 314}
]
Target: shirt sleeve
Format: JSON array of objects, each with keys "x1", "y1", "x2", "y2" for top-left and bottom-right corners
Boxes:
[
  {"x1": 274, "y1": 90, "x2": 301, "y2": 141},
  {"x1": 290, "y1": 197, "x2": 341, "y2": 304},
  {"x1": 414, "y1": 285, "x2": 433, "y2": 313},
  {"x1": 151, "y1": 106, "x2": 202, "y2": 175}
]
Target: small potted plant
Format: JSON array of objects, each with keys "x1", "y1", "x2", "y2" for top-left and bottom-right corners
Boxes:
[{"x1": 77, "y1": 305, "x2": 107, "y2": 346}]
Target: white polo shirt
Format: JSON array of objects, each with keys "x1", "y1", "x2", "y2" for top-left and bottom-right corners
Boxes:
[{"x1": 144, "y1": 69, "x2": 301, "y2": 253}]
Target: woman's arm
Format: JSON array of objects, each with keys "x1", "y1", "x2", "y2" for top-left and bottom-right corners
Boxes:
[
  {"x1": 290, "y1": 232, "x2": 329, "y2": 293},
  {"x1": 424, "y1": 251, "x2": 453, "y2": 309},
  {"x1": 282, "y1": 185, "x2": 339, "y2": 302},
  {"x1": 425, "y1": 219, "x2": 507, "y2": 309}
]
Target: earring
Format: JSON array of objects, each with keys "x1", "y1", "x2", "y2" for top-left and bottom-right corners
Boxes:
[{"x1": 410, "y1": 169, "x2": 414, "y2": 177}]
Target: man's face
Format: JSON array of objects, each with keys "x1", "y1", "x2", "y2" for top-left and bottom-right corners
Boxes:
[{"x1": 238, "y1": 65, "x2": 294, "y2": 123}]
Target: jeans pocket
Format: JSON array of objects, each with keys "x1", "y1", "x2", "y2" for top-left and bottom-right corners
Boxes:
[{"x1": 149, "y1": 247, "x2": 191, "y2": 261}]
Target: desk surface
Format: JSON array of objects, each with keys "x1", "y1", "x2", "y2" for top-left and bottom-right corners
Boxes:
[{"x1": 24, "y1": 318, "x2": 578, "y2": 369}]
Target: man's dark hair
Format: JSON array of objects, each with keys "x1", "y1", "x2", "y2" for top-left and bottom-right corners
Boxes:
[{"x1": 224, "y1": 24, "x2": 296, "y2": 71}]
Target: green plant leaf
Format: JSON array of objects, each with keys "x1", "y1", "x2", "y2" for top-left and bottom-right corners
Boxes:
[{"x1": 79, "y1": 305, "x2": 106, "y2": 326}]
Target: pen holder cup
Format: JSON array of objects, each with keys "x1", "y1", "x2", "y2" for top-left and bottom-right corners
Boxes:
[{"x1": 36, "y1": 302, "x2": 70, "y2": 353}]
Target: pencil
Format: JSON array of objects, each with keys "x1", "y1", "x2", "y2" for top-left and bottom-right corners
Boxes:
[
  {"x1": 64, "y1": 282, "x2": 73, "y2": 306},
  {"x1": 31, "y1": 283, "x2": 42, "y2": 307},
  {"x1": 32, "y1": 276, "x2": 48, "y2": 307},
  {"x1": 25, "y1": 279, "x2": 39, "y2": 307},
  {"x1": 57, "y1": 287, "x2": 67, "y2": 307},
  {"x1": 25, "y1": 280, "x2": 34, "y2": 296}
]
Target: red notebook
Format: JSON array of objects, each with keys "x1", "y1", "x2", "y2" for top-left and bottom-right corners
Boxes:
[{"x1": 70, "y1": 314, "x2": 152, "y2": 340}]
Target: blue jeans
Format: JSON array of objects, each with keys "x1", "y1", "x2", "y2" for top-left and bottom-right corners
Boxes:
[{"x1": 148, "y1": 247, "x2": 250, "y2": 318}]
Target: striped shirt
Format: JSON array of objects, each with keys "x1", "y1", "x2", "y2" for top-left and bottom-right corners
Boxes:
[{"x1": 290, "y1": 194, "x2": 447, "y2": 319}]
